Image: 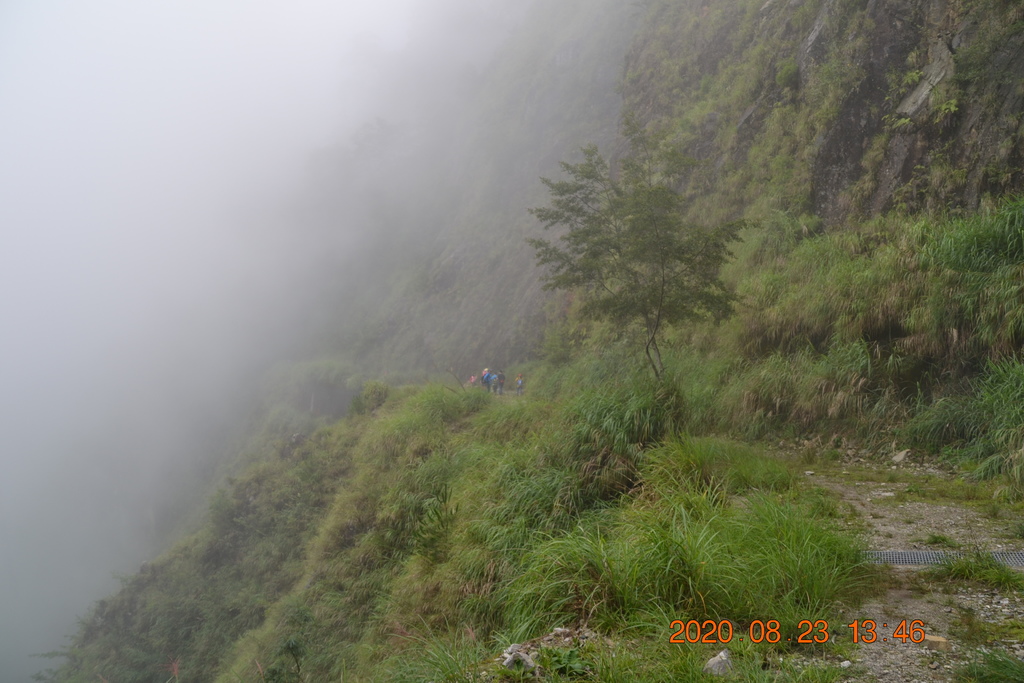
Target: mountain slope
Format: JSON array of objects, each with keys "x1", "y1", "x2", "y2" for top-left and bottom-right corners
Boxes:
[{"x1": 41, "y1": 1, "x2": 1024, "y2": 681}]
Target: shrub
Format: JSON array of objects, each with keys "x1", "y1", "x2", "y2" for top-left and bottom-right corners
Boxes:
[
  {"x1": 362, "y1": 380, "x2": 390, "y2": 412},
  {"x1": 776, "y1": 58, "x2": 799, "y2": 89}
]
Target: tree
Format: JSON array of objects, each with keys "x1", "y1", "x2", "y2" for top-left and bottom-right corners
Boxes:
[{"x1": 527, "y1": 120, "x2": 738, "y2": 379}]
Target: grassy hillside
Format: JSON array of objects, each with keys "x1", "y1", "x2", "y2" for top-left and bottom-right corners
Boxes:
[
  {"x1": 41, "y1": 0, "x2": 1024, "y2": 680},
  {"x1": 46, "y1": 362, "x2": 877, "y2": 682},
  {"x1": 44, "y1": 199, "x2": 1024, "y2": 680}
]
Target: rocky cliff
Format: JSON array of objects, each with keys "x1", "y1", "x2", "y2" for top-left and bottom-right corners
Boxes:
[{"x1": 623, "y1": 0, "x2": 1024, "y2": 225}]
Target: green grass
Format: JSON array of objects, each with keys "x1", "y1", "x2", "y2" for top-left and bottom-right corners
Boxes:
[
  {"x1": 927, "y1": 551, "x2": 1024, "y2": 591},
  {"x1": 497, "y1": 440, "x2": 869, "y2": 647},
  {"x1": 956, "y1": 649, "x2": 1024, "y2": 682},
  {"x1": 922, "y1": 533, "x2": 961, "y2": 548}
]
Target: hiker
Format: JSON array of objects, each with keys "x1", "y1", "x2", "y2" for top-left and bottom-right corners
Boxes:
[
  {"x1": 481, "y1": 368, "x2": 491, "y2": 391},
  {"x1": 497, "y1": 370, "x2": 506, "y2": 395},
  {"x1": 516, "y1": 373, "x2": 524, "y2": 395},
  {"x1": 468, "y1": 374, "x2": 477, "y2": 388}
]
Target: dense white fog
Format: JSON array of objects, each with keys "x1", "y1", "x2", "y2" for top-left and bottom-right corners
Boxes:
[{"x1": 0, "y1": 1, "x2": 527, "y2": 679}]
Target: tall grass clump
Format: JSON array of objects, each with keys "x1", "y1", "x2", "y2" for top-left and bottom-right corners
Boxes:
[
  {"x1": 408, "y1": 384, "x2": 490, "y2": 424},
  {"x1": 968, "y1": 360, "x2": 1024, "y2": 488},
  {"x1": 361, "y1": 380, "x2": 390, "y2": 412},
  {"x1": 382, "y1": 633, "x2": 491, "y2": 683},
  {"x1": 499, "y1": 495, "x2": 868, "y2": 642},
  {"x1": 469, "y1": 398, "x2": 553, "y2": 445},
  {"x1": 922, "y1": 196, "x2": 1024, "y2": 358},
  {"x1": 901, "y1": 390, "x2": 984, "y2": 453},
  {"x1": 560, "y1": 381, "x2": 685, "y2": 504},
  {"x1": 357, "y1": 384, "x2": 489, "y2": 465},
  {"x1": 498, "y1": 439, "x2": 868, "y2": 644},
  {"x1": 927, "y1": 551, "x2": 1024, "y2": 591},
  {"x1": 905, "y1": 359, "x2": 1024, "y2": 492},
  {"x1": 529, "y1": 343, "x2": 641, "y2": 400},
  {"x1": 644, "y1": 438, "x2": 794, "y2": 499},
  {"x1": 955, "y1": 649, "x2": 1024, "y2": 682},
  {"x1": 723, "y1": 497, "x2": 868, "y2": 628},
  {"x1": 926, "y1": 196, "x2": 1024, "y2": 273},
  {"x1": 715, "y1": 343, "x2": 879, "y2": 438},
  {"x1": 661, "y1": 350, "x2": 735, "y2": 433},
  {"x1": 481, "y1": 451, "x2": 579, "y2": 552},
  {"x1": 497, "y1": 517, "x2": 637, "y2": 639}
]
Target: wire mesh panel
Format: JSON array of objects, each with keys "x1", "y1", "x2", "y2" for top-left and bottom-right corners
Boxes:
[
  {"x1": 865, "y1": 550, "x2": 951, "y2": 565},
  {"x1": 864, "y1": 550, "x2": 1024, "y2": 566},
  {"x1": 992, "y1": 551, "x2": 1024, "y2": 566}
]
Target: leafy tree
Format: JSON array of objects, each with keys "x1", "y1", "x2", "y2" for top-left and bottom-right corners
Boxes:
[{"x1": 528, "y1": 119, "x2": 739, "y2": 379}]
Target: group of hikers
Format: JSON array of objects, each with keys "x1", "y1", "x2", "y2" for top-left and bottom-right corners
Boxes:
[{"x1": 467, "y1": 368, "x2": 524, "y2": 395}]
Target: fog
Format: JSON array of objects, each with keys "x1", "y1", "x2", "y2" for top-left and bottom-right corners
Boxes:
[{"x1": 0, "y1": 1, "x2": 528, "y2": 679}]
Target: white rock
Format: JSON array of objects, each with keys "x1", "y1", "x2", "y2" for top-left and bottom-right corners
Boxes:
[
  {"x1": 703, "y1": 649, "x2": 733, "y2": 675},
  {"x1": 503, "y1": 651, "x2": 536, "y2": 671}
]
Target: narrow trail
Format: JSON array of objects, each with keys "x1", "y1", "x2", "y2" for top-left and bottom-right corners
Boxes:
[{"x1": 792, "y1": 449, "x2": 1024, "y2": 681}]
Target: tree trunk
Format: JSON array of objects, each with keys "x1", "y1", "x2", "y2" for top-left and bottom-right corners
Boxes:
[{"x1": 645, "y1": 330, "x2": 664, "y2": 380}]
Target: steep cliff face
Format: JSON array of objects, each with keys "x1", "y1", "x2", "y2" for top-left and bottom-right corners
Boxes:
[
  {"x1": 820, "y1": 0, "x2": 1024, "y2": 219},
  {"x1": 623, "y1": 0, "x2": 1024, "y2": 225}
]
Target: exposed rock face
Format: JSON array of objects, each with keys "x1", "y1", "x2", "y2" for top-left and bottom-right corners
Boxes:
[
  {"x1": 812, "y1": 0, "x2": 1024, "y2": 220},
  {"x1": 625, "y1": 0, "x2": 1024, "y2": 225},
  {"x1": 857, "y1": 0, "x2": 1024, "y2": 218},
  {"x1": 811, "y1": 0, "x2": 926, "y2": 222}
]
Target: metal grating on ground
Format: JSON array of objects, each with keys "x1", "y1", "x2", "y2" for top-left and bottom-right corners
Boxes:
[{"x1": 865, "y1": 550, "x2": 1024, "y2": 566}]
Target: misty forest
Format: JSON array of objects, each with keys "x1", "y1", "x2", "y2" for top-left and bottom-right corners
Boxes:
[{"x1": 6, "y1": 0, "x2": 1024, "y2": 681}]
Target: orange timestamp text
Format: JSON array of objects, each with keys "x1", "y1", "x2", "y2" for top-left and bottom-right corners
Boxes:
[{"x1": 668, "y1": 619, "x2": 928, "y2": 644}]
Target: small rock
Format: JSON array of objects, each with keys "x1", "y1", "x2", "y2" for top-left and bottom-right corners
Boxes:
[
  {"x1": 923, "y1": 635, "x2": 951, "y2": 652},
  {"x1": 892, "y1": 449, "x2": 909, "y2": 463},
  {"x1": 929, "y1": 661, "x2": 940, "y2": 669},
  {"x1": 703, "y1": 649, "x2": 732, "y2": 675},
  {"x1": 840, "y1": 660, "x2": 852, "y2": 668},
  {"x1": 503, "y1": 651, "x2": 536, "y2": 671},
  {"x1": 804, "y1": 471, "x2": 815, "y2": 476}
]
